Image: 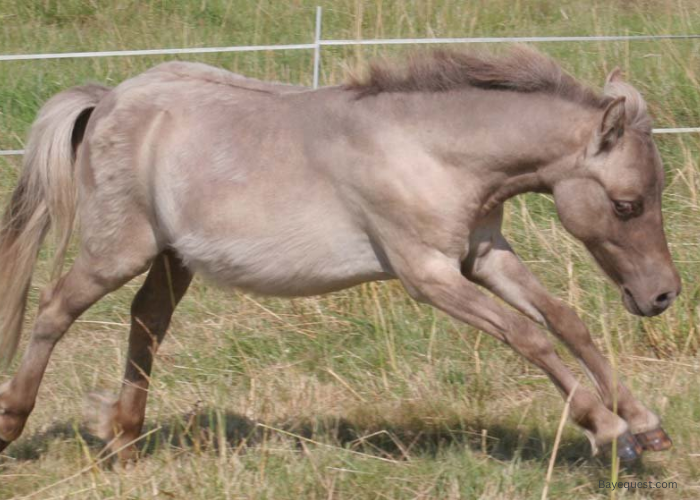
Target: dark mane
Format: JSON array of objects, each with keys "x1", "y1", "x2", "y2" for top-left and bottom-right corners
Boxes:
[{"x1": 345, "y1": 46, "x2": 610, "y2": 109}]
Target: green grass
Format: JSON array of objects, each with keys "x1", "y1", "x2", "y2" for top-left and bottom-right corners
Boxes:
[{"x1": 1, "y1": 0, "x2": 700, "y2": 498}]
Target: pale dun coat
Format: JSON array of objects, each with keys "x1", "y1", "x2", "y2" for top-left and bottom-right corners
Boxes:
[{"x1": 0, "y1": 46, "x2": 681, "y2": 461}]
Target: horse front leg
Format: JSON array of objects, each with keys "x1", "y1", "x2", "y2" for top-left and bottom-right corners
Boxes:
[
  {"x1": 392, "y1": 250, "x2": 639, "y2": 460},
  {"x1": 463, "y1": 228, "x2": 670, "y2": 453}
]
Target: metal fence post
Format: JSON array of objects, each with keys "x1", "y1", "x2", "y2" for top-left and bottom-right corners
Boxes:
[{"x1": 313, "y1": 6, "x2": 323, "y2": 89}]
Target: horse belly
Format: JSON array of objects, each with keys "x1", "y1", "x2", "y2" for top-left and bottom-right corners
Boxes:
[{"x1": 173, "y1": 229, "x2": 390, "y2": 296}]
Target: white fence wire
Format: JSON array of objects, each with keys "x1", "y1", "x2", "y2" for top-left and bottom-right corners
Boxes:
[{"x1": 1, "y1": 6, "x2": 699, "y2": 156}]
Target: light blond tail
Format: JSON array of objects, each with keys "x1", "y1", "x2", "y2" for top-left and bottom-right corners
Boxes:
[{"x1": 0, "y1": 84, "x2": 109, "y2": 365}]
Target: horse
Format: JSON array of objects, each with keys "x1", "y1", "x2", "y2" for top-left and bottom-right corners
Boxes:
[{"x1": 0, "y1": 46, "x2": 681, "y2": 461}]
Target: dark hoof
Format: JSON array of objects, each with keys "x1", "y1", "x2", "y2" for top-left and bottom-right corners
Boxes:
[
  {"x1": 0, "y1": 437, "x2": 9, "y2": 453},
  {"x1": 600, "y1": 431, "x2": 643, "y2": 462},
  {"x1": 635, "y1": 427, "x2": 673, "y2": 452}
]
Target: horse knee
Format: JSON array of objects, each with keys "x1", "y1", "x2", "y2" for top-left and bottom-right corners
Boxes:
[
  {"x1": 547, "y1": 299, "x2": 594, "y2": 346},
  {"x1": 512, "y1": 325, "x2": 556, "y2": 362}
]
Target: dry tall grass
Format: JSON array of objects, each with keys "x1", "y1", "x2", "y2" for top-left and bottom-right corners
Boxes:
[{"x1": 1, "y1": 1, "x2": 699, "y2": 498}]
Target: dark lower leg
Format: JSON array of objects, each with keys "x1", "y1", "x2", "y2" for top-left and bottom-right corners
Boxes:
[{"x1": 93, "y1": 251, "x2": 192, "y2": 458}]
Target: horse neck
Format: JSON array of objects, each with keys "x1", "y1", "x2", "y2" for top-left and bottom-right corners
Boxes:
[{"x1": 390, "y1": 88, "x2": 600, "y2": 208}]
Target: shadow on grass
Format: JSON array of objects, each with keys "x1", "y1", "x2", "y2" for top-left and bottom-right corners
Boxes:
[{"x1": 0, "y1": 408, "x2": 669, "y2": 477}]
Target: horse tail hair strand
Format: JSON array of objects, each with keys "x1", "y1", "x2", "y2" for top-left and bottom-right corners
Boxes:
[{"x1": 0, "y1": 84, "x2": 110, "y2": 365}]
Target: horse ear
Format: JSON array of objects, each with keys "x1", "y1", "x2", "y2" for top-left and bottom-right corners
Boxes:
[
  {"x1": 590, "y1": 96, "x2": 626, "y2": 155},
  {"x1": 605, "y1": 67, "x2": 624, "y2": 86}
]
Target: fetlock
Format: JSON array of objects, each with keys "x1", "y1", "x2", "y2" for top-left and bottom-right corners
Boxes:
[
  {"x1": 0, "y1": 381, "x2": 31, "y2": 443},
  {"x1": 620, "y1": 403, "x2": 660, "y2": 434},
  {"x1": 84, "y1": 390, "x2": 121, "y2": 442},
  {"x1": 587, "y1": 406, "x2": 629, "y2": 450},
  {"x1": 84, "y1": 390, "x2": 143, "y2": 460},
  {"x1": 0, "y1": 410, "x2": 28, "y2": 443},
  {"x1": 571, "y1": 391, "x2": 629, "y2": 454}
]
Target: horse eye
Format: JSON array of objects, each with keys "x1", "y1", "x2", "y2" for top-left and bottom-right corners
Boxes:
[{"x1": 612, "y1": 200, "x2": 635, "y2": 217}]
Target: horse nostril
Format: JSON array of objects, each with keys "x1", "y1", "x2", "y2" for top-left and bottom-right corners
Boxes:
[{"x1": 653, "y1": 291, "x2": 674, "y2": 309}]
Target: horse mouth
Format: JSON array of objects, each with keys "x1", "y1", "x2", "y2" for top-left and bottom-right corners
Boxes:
[{"x1": 622, "y1": 287, "x2": 645, "y2": 317}]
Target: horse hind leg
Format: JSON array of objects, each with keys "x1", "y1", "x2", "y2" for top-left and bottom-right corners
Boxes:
[
  {"x1": 0, "y1": 243, "x2": 157, "y2": 452},
  {"x1": 84, "y1": 250, "x2": 192, "y2": 460}
]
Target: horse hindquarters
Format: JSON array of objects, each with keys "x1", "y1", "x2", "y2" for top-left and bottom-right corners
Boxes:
[{"x1": 0, "y1": 86, "x2": 165, "y2": 452}]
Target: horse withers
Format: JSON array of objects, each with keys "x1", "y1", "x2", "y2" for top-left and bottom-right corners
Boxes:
[{"x1": 0, "y1": 47, "x2": 680, "y2": 461}]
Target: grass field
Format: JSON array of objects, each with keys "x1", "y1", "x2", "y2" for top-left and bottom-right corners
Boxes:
[{"x1": 1, "y1": 1, "x2": 700, "y2": 498}]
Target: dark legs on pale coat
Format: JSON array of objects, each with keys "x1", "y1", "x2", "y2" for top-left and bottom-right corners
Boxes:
[{"x1": 86, "y1": 250, "x2": 192, "y2": 459}]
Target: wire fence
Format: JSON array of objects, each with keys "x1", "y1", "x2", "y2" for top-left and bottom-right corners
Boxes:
[{"x1": 1, "y1": 6, "x2": 699, "y2": 156}]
